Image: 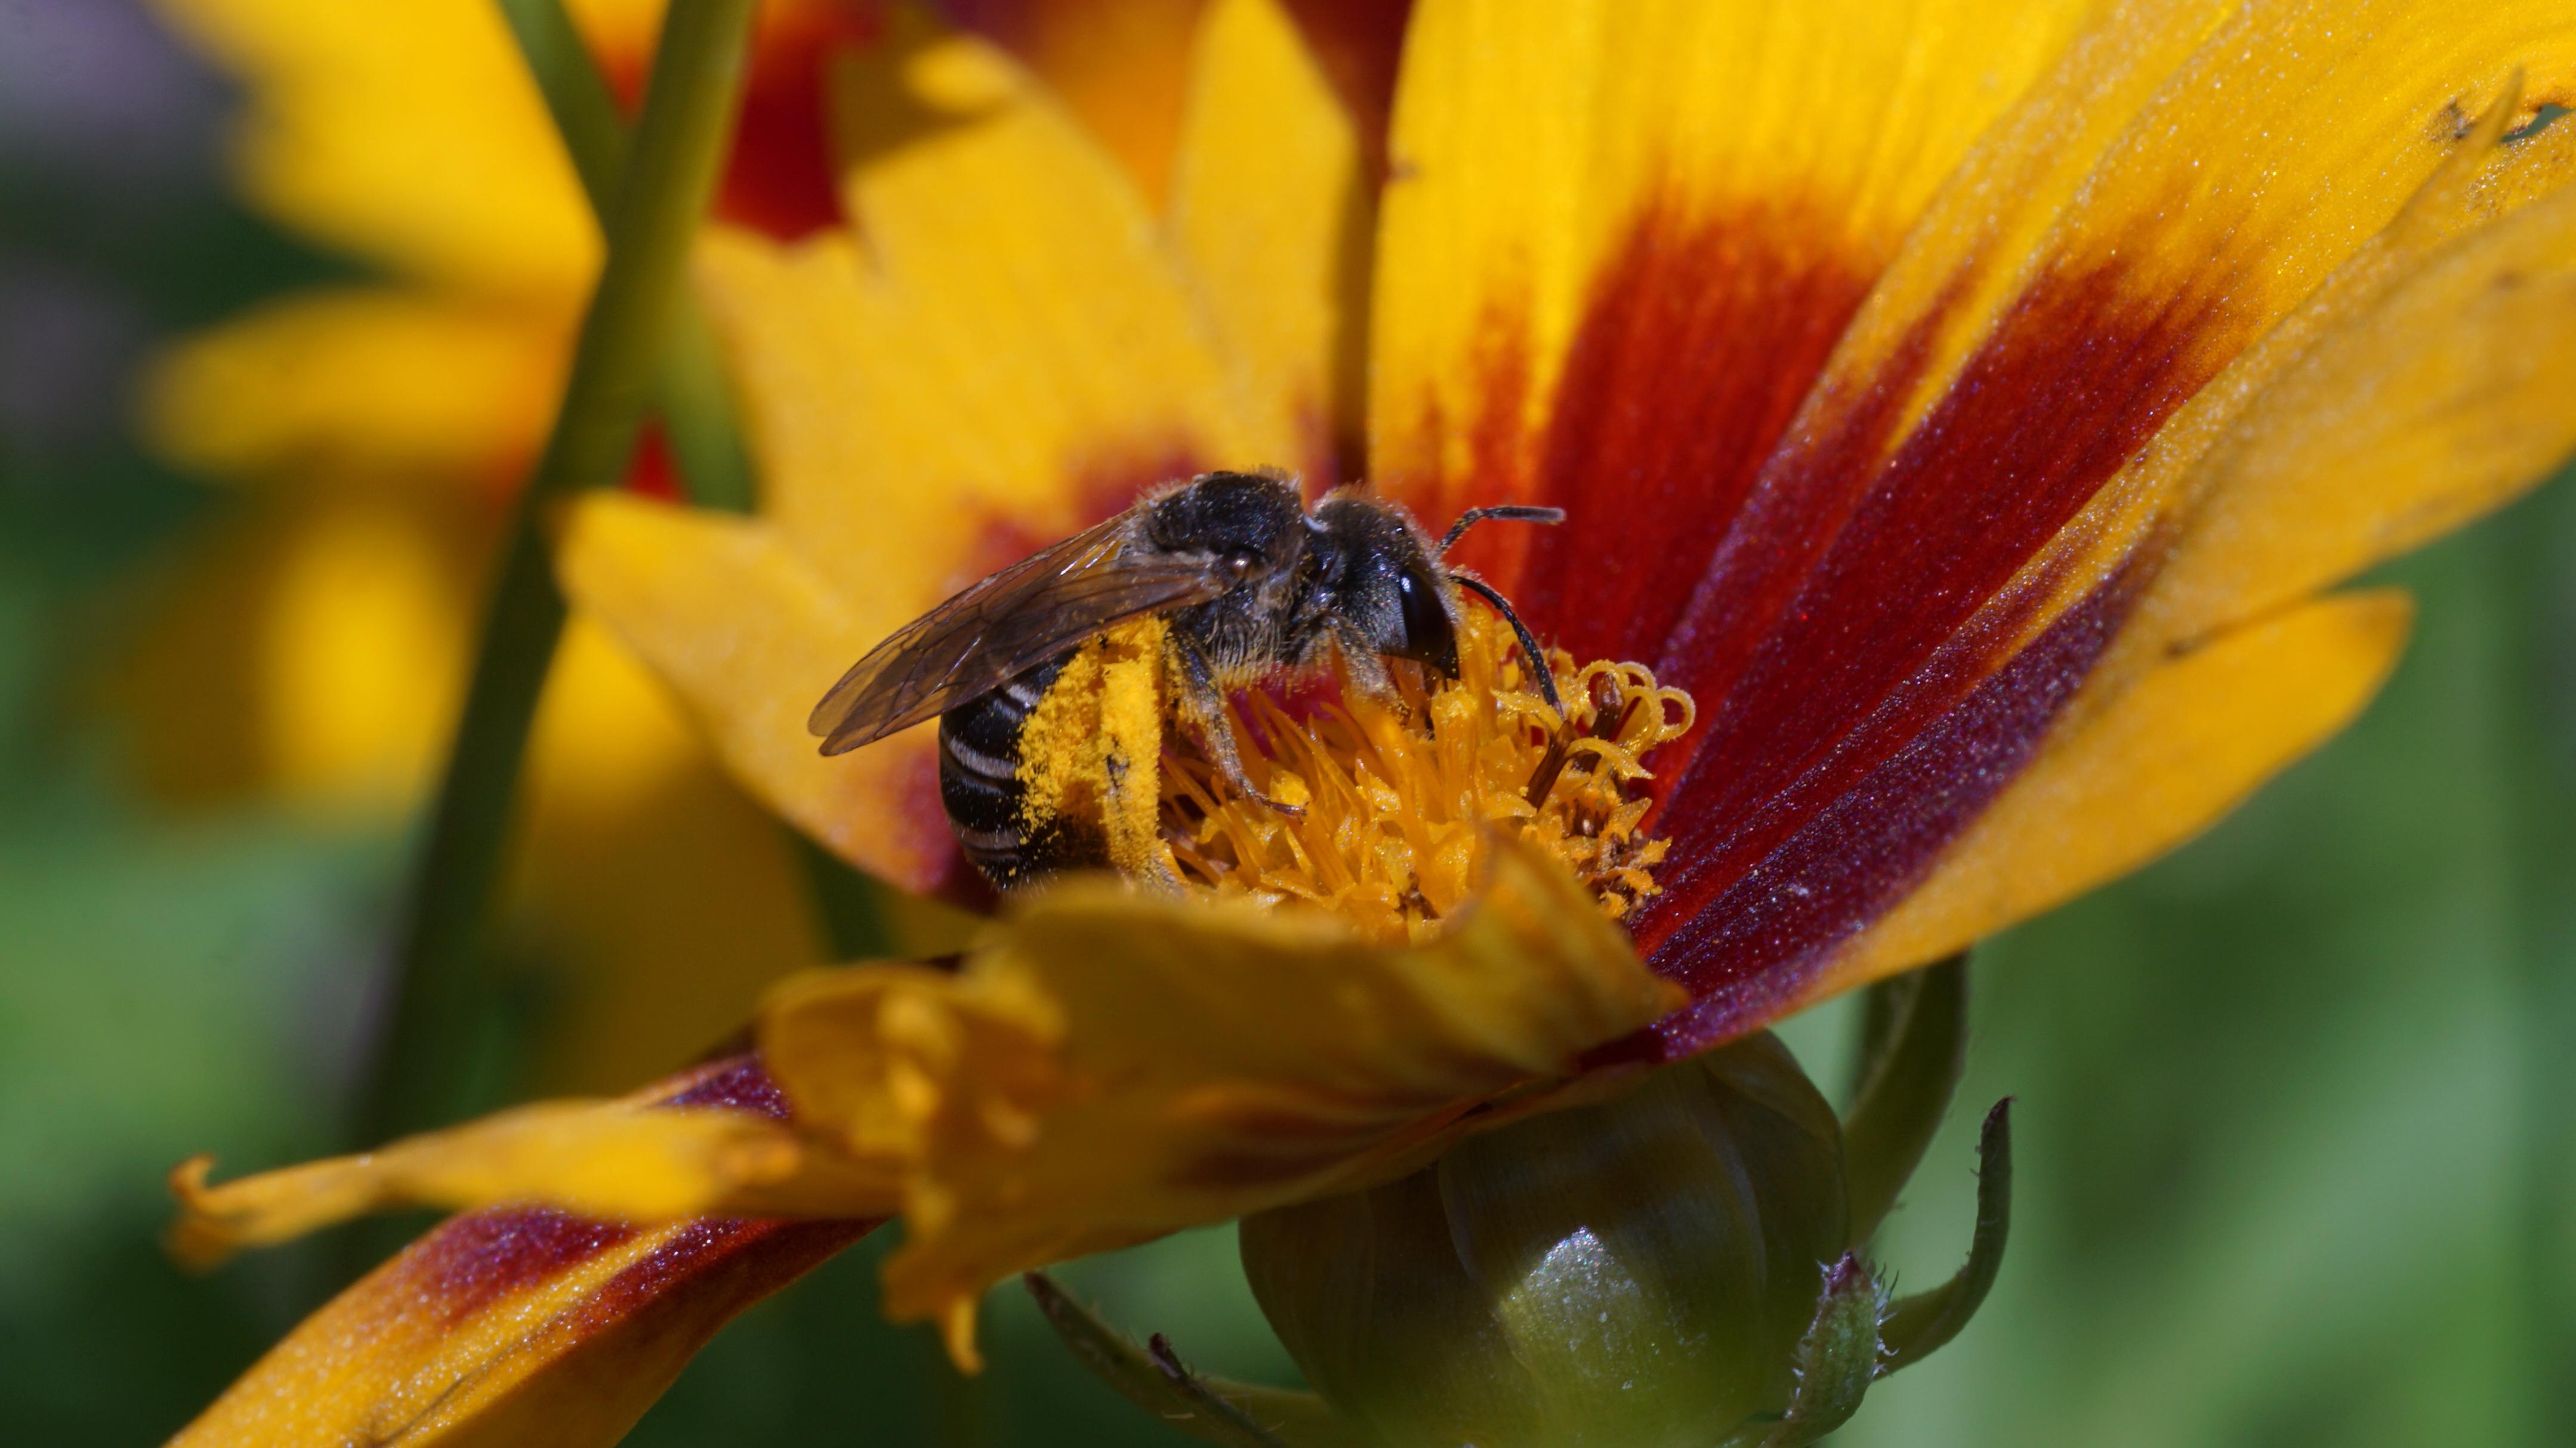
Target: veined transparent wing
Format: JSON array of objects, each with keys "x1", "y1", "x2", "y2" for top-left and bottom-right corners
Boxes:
[{"x1": 809, "y1": 517, "x2": 1224, "y2": 755}]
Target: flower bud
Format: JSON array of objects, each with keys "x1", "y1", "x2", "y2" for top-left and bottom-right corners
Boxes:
[{"x1": 1239, "y1": 1033, "x2": 1849, "y2": 1448}]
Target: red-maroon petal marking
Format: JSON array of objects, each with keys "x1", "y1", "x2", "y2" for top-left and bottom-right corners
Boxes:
[
  {"x1": 717, "y1": 2, "x2": 884, "y2": 239},
  {"x1": 1423, "y1": 195, "x2": 2260, "y2": 1052},
  {"x1": 1609, "y1": 564, "x2": 2147, "y2": 1060},
  {"x1": 1625, "y1": 244, "x2": 2251, "y2": 1020},
  {"x1": 1442, "y1": 199, "x2": 1877, "y2": 669}
]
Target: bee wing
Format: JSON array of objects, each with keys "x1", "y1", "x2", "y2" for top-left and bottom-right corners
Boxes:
[{"x1": 809, "y1": 518, "x2": 1226, "y2": 754}]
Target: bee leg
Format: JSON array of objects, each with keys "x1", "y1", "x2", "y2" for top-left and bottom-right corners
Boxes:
[
  {"x1": 1330, "y1": 625, "x2": 1403, "y2": 708},
  {"x1": 1174, "y1": 634, "x2": 1306, "y2": 818}
]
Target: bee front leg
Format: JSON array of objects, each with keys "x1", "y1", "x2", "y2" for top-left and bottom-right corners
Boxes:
[
  {"x1": 1330, "y1": 622, "x2": 1403, "y2": 708},
  {"x1": 1173, "y1": 633, "x2": 1305, "y2": 819}
]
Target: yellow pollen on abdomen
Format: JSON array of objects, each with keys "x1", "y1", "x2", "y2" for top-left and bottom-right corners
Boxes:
[
  {"x1": 1159, "y1": 610, "x2": 1695, "y2": 943},
  {"x1": 1014, "y1": 616, "x2": 1172, "y2": 880}
]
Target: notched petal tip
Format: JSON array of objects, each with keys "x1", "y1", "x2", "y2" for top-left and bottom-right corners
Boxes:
[{"x1": 164, "y1": 1155, "x2": 232, "y2": 1271}]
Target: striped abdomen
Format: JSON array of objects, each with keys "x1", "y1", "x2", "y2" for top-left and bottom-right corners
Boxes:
[{"x1": 937, "y1": 653, "x2": 1107, "y2": 890}]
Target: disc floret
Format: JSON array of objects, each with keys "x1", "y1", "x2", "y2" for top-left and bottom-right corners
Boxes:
[{"x1": 1161, "y1": 609, "x2": 1695, "y2": 941}]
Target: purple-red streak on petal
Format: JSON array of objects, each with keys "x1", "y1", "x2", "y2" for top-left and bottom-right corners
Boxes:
[
  {"x1": 1428, "y1": 199, "x2": 2257, "y2": 1059},
  {"x1": 171, "y1": 1056, "x2": 878, "y2": 1448}
]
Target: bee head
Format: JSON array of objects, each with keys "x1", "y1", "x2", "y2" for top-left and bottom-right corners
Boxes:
[{"x1": 1310, "y1": 495, "x2": 1460, "y2": 680}]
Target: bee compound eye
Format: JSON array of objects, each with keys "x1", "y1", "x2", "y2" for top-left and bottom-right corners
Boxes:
[{"x1": 1396, "y1": 567, "x2": 1461, "y2": 678}]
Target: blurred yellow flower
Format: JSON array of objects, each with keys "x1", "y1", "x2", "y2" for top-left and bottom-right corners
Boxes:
[
  {"x1": 163, "y1": 0, "x2": 2576, "y2": 1443},
  {"x1": 112, "y1": 0, "x2": 1281, "y2": 1091}
]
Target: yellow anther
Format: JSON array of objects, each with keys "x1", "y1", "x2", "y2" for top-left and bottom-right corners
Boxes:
[{"x1": 1162, "y1": 611, "x2": 1695, "y2": 941}]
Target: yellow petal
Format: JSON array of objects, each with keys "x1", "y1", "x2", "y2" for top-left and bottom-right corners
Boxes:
[
  {"x1": 172, "y1": 1203, "x2": 867, "y2": 1448},
  {"x1": 2136, "y1": 173, "x2": 2576, "y2": 653},
  {"x1": 140, "y1": 286, "x2": 569, "y2": 490},
  {"x1": 169, "y1": 1106, "x2": 788, "y2": 1262},
  {"x1": 170, "y1": 1058, "x2": 901, "y2": 1264},
  {"x1": 1367, "y1": 0, "x2": 2095, "y2": 654},
  {"x1": 1825, "y1": 591, "x2": 2413, "y2": 993},
  {"x1": 959, "y1": 0, "x2": 1208, "y2": 203},
  {"x1": 703, "y1": 18, "x2": 1279, "y2": 619},
  {"x1": 145, "y1": 0, "x2": 597, "y2": 300},
  {"x1": 616, "y1": 20, "x2": 1316, "y2": 887},
  {"x1": 554, "y1": 493, "x2": 962, "y2": 894},
  {"x1": 1169, "y1": 0, "x2": 1365, "y2": 478},
  {"x1": 1814, "y1": 125, "x2": 2576, "y2": 993},
  {"x1": 757, "y1": 837, "x2": 1686, "y2": 1366},
  {"x1": 510, "y1": 618, "x2": 830, "y2": 1093},
  {"x1": 1605, "y1": 12, "x2": 2576, "y2": 1044},
  {"x1": 100, "y1": 491, "x2": 479, "y2": 814},
  {"x1": 1723, "y1": 5, "x2": 2576, "y2": 683}
]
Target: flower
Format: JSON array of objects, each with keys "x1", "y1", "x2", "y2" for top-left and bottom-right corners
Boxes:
[{"x1": 169, "y1": 0, "x2": 2576, "y2": 1443}]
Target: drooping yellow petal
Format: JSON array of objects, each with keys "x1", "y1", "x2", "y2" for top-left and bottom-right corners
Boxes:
[
  {"x1": 145, "y1": 0, "x2": 597, "y2": 301},
  {"x1": 554, "y1": 494, "x2": 963, "y2": 895},
  {"x1": 140, "y1": 286, "x2": 570, "y2": 491},
  {"x1": 757, "y1": 838, "x2": 1686, "y2": 1367},
  {"x1": 170, "y1": 1059, "x2": 899, "y2": 1264},
  {"x1": 1169, "y1": 0, "x2": 1365, "y2": 478},
  {"x1": 1825, "y1": 591, "x2": 2413, "y2": 994},
  {"x1": 168, "y1": 1057, "x2": 877, "y2": 1448},
  {"x1": 171, "y1": 1104, "x2": 794, "y2": 1263}
]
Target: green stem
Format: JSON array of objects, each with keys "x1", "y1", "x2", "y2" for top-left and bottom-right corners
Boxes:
[
  {"x1": 355, "y1": 0, "x2": 761, "y2": 1148},
  {"x1": 496, "y1": 0, "x2": 758, "y2": 514},
  {"x1": 653, "y1": 302, "x2": 758, "y2": 513},
  {"x1": 503, "y1": 0, "x2": 865, "y2": 964},
  {"x1": 494, "y1": 0, "x2": 626, "y2": 203},
  {"x1": 1840, "y1": 953, "x2": 1969, "y2": 1243}
]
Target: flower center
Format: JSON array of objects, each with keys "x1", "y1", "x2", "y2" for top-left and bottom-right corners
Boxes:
[{"x1": 1153, "y1": 610, "x2": 1695, "y2": 943}]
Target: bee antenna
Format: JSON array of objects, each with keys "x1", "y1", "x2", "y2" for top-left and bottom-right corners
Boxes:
[
  {"x1": 1440, "y1": 505, "x2": 1566, "y2": 556},
  {"x1": 1451, "y1": 574, "x2": 1562, "y2": 712}
]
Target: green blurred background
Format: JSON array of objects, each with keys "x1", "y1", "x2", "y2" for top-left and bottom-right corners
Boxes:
[{"x1": 2, "y1": 2, "x2": 2571, "y2": 1444}]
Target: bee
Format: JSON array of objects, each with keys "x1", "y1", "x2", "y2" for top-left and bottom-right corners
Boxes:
[{"x1": 809, "y1": 470, "x2": 1563, "y2": 890}]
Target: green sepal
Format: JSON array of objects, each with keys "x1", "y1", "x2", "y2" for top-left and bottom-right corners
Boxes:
[
  {"x1": 1878, "y1": 1098, "x2": 2014, "y2": 1375},
  {"x1": 1022, "y1": 1273, "x2": 1361, "y2": 1448},
  {"x1": 1841, "y1": 952, "x2": 1969, "y2": 1241},
  {"x1": 1717, "y1": 1254, "x2": 1888, "y2": 1448}
]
